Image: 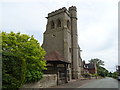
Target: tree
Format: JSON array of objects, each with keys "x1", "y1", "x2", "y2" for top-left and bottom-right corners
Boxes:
[
  {"x1": 89, "y1": 58, "x2": 109, "y2": 77},
  {"x1": 112, "y1": 72, "x2": 119, "y2": 79},
  {"x1": 97, "y1": 66, "x2": 109, "y2": 77},
  {"x1": 89, "y1": 58, "x2": 104, "y2": 67},
  {"x1": 2, "y1": 32, "x2": 46, "y2": 88},
  {"x1": 108, "y1": 72, "x2": 113, "y2": 77}
]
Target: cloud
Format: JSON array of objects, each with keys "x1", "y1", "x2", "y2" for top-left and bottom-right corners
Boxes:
[
  {"x1": 78, "y1": 0, "x2": 118, "y2": 51},
  {"x1": 77, "y1": 0, "x2": 118, "y2": 72}
]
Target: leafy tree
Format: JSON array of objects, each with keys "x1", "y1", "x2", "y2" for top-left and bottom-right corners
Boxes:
[
  {"x1": 2, "y1": 32, "x2": 46, "y2": 89},
  {"x1": 89, "y1": 58, "x2": 104, "y2": 67},
  {"x1": 97, "y1": 66, "x2": 109, "y2": 77},
  {"x1": 108, "y1": 71, "x2": 119, "y2": 79},
  {"x1": 89, "y1": 58, "x2": 109, "y2": 77},
  {"x1": 108, "y1": 72, "x2": 113, "y2": 77},
  {"x1": 111, "y1": 72, "x2": 119, "y2": 79}
]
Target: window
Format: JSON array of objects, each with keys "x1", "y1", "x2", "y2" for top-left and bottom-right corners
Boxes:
[
  {"x1": 57, "y1": 19, "x2": 61, "y2": 27},
  {"x1": 67, "y1": 20, "x2": 70, "y2": 29},
  {"x1": 51, "y1": 20, "x2": 55, "y2": 29},
  {"x1": 69, "y1": 48, "x2": 71, "y2": 53}
]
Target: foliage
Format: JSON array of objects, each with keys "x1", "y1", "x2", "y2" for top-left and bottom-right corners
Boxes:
[
  {"x1": 97, "y1": 66, "x2": 109, "y2": 77},
  {"x1": 112, "y1": 72, "x2": 119, "y2": 79},
  {"x1": 2, "y1": 32, "x2": 46, "y2": 89},
  {"x1": 82, "y1": 73, "x2": 91, "y2": 78},
  {"x1": 108, "y1": 72, "x2": 119, "y2": 79},
  {"x1": 89, "y1": 58, "x2": 109, "y2": 77},
  {"x1": 89, "y1": 58, "x2": 104, "y2": 67},
  {"x1": 92, "y1": 73, "x2": 98, "y2": 77},
  {"x1": 108, "y1": 72, "x2": 113, "y2": 77},
  {"x1": 2, "y1": 54, "x2": 26, "y2": 89}
]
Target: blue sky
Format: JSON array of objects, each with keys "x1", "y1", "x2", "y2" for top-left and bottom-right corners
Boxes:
[{"x1": 1, "y1": 0, "x2": 119, "y2": 72}]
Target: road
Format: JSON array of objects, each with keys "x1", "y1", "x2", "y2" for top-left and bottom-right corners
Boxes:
[
  {"x1": 51, "y1": 77, "x2": 119, "y2": 89},
  {"x1": 78, "y1": 77, "x2": 119, "y2": 88}
]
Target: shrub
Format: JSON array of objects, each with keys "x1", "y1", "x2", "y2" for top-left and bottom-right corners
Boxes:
[
  {"x1": 112, "y1": 72, "x2": 119, "y2": 79},
  {"x1": 2, "y1": 53, "x2": 26, "y2": 89},
  {"x1": 92, "y1": 73, "x2": 98, "y2": 77},
  {"x1": 2, "y1": 32, "x2": 46, "y2": 89},
  {"x1": 82, "y1": 73, "x2": 91, "y2": 78}
]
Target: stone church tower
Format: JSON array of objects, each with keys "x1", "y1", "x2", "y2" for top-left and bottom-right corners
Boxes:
[{"x1": 42, "y1": 6, "x2": 82, "y2": 79}]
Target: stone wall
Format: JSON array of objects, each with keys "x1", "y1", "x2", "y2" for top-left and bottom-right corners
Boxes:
[{"x1": 21, "y1": 74, "x2": 57, "y2": 88}]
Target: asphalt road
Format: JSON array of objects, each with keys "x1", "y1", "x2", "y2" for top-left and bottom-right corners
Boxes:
[{"x1": 78, "y1": 77, "x2": 119, "y2": 88}]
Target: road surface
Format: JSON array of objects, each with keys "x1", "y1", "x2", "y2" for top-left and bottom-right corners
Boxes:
[
  {"x1": 51, "y1": 77, "x2": 119, "y2": 88},
  {"x1": 78, "y1": 77, "x2": 119, "y2": 88}
]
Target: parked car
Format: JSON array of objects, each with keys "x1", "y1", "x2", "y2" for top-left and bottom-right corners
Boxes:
[{"x1": 118, "y1": 76, "x2": 120, "y2": 81}]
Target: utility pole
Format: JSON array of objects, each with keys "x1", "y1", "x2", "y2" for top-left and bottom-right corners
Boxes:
[
  {"x1": 118, "y1": 65, "x2": 120, "y2": 75},
  {"x1": 116, "y1": 65, "x2": 120, "y2": 75}
]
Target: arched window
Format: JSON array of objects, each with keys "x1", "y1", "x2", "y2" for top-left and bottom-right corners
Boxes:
[
  {"x1": 57, "y1": 19, "x2": 61, "y2": 27},
  {"x1": 67, "y1": 20, "x2": 70, "y2": 29},
  {"x1": 51, "y1": 20, "x2": 55, "y2": 29}
]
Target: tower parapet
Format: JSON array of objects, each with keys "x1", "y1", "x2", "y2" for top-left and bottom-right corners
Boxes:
[
  {"x1": 69, "y1": 6, "x2": 77, "y2": 11},
  {"x1": 69, "y1": 6, "x2": 77, "y2": 19},
  {"x1": 48, "y1": 7, "x2": 70, "y2": 17}
]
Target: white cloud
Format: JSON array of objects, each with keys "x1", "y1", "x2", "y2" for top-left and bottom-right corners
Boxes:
[{"x1": 77, "y1": 0, "x2": 118, "y2": 72}]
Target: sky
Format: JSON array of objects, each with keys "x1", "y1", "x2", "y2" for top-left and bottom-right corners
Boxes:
[{"x1": 0, "y1": 0, "x2": 119, "y2": 72}]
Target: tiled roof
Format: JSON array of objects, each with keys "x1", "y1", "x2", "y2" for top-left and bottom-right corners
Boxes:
[
  {"x1": 44, "y1": 51, "x2": 70, "y2": 64},
  {"x1": 84, "y1": 64, "x2": 95, "y2": 69}
]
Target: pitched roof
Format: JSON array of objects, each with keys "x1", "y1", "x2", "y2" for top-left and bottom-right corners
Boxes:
[
  {"x1": 44, "y1": 51, "x2": 70, "y2": 64},
  {"x1": 84, "y1": 63, "x2": 95, "y2": 69}
]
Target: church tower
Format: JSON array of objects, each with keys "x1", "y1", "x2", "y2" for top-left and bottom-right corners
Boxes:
[{"x1": 42, "y1": 6, "x2": 82, "y2": 79}]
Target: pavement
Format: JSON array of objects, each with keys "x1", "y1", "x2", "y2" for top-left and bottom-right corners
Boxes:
[{"x1": 50, "y1": 78, "x2": 96, "y2": 88}]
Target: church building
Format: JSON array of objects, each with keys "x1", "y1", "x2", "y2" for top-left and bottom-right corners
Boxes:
[{"x1": 42, "y1": 6, "x2": 83, "y2": 83}]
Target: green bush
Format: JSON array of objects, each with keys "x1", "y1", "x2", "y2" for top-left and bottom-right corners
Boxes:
[
  {"x1": 2, "y1": 32, "x2": 46, "y2": 89},
  {"x1": 92, "y1": 73, "x2": 98, "y2": 77},
  {"x1": 97, "y1": 66, "x2": 109, "y2": 77},
  {"x1": 82, "y1": 73, "x2": 91, "y2": 78},
  {"x1": 2, "y1": 54, "x2": 26, "y2": 89},
  {"x1": 2, "y1": 72, "x2": 23, "y2": 89},
  {"x1": 25, "y1": 69, "x2": 43, "y2": 82},
  {"x1": 112, "y1": 72, "x2": 119, "y2": 79}
]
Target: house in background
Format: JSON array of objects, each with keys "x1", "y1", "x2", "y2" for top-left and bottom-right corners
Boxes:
[{"x1": 82, "y1": 61, "x2": 97, "y2": 75}]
